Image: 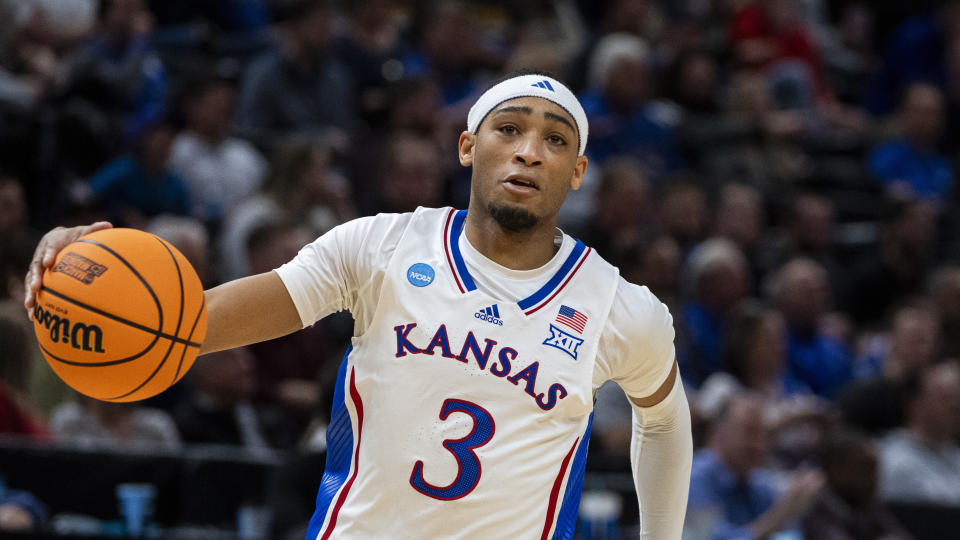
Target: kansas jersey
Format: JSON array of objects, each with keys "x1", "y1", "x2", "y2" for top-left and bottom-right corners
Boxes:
[{"x1": 276, "y1": 207, "x2": 675, "y2": 539}]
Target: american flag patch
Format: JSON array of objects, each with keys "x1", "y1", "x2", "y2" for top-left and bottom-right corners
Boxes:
[{"x1": 556, "y1": 305, "x2": 587, "y2": 333}]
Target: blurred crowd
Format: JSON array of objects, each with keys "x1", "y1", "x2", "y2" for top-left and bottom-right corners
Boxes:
[{"x1": 1, "y1": 0, "x2": 960, "y2": 538}]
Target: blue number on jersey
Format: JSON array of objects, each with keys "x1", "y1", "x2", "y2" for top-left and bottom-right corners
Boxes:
[{"x1": 410, "y1": 399, "x2": 495, "y2": 500}]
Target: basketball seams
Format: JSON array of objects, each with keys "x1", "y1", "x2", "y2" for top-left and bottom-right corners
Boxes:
[
  {"x1": 110, "y1": 237, "x2": 189, "y2": 401},
  {"x1": 40, "y1": 286, "x2": 201, "y2": 349},
  {"x1": 38, "y1": 341, "x2": 158, "y2": 368},
  {"x1": 174, "y1": 296, "x2": 206, "y2": 384},
  {"x1": 108, "y1": 332, "x2": 181, "y2": 401},
  {"x1": 36, "y1": 230, "x2": 207, "y2": 402},
  {"x1": 76, "y1": 238, "x2": 164, "y2": 335}
]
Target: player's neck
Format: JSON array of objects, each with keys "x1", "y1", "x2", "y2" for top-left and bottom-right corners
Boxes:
[{"x1": 463, "y1": 212, "x2": 559, "y2": 271}]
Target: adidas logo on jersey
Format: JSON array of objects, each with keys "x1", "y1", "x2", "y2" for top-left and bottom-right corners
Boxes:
[{"x1": 474, "y1": 304, "x2": 503, "y2": 326}]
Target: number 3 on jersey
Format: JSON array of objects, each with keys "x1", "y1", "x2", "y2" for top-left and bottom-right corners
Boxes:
[{"x1": 410, "y1": 399, "x2": 496, "y2": 500}]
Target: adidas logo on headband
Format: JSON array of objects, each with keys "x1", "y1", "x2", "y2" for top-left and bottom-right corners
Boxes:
[
  {"x1": 531, "y1": 80, "x2": 555, "y2": 91},
  {"x1": 467, "y1": 74, "x2": 589, "y2": 156}
]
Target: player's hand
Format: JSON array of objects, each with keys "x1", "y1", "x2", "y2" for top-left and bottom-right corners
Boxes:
[{"x1": 24, "y1": 221, "x2": 113, "y2": 320}]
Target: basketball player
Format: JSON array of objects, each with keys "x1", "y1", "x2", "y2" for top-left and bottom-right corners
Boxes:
[{"x1": 26, "y1": 73, "x2": 692, "y2": 538}]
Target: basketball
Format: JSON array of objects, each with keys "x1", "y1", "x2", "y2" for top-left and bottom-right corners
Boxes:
[{"x1": 32, "y1": 228, "x2": 208, "y2": 402}]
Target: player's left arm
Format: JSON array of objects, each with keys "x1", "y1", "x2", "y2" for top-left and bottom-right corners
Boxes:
[
  {"x1": 626, "y1": 361, "x2": 692, "y2": 540},
  {"x1": 602, "y1": 281, "x2": 692, "y2": 540}
]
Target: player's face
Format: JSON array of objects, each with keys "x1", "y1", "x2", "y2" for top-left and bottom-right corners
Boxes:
[{"x1": 459, "y1": 97, "x2": 587, "y2": 232}]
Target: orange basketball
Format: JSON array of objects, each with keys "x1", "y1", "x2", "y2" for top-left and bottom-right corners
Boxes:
[{"x1": 32, "y1": 228, "x2": 207, "y2": 402}]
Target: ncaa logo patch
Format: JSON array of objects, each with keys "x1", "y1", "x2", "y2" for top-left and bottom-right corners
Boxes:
[
  {"x1": 407, "y1": 263, "x2": 435, "y2": 287},
  {"x1": 543, "y1": 324, "x2": 584, "y2": 360}
]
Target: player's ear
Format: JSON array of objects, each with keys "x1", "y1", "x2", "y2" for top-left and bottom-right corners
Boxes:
[
  {"x1": 458, "y1": 132, "x2": 476, "y2": 167},
  {"x1": 570, "y1": 155, "x2": 588, "y2": 191}
]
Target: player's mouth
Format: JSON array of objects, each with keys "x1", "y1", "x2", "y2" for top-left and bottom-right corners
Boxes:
[{"x1": 502, "y1": 175, "x2": 539, "y2": 194}]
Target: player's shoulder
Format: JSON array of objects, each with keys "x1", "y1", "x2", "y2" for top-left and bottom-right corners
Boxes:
[
  {"x1": 332, "y1": 206, "x2": 448, "y2": 237},
  {"x1": 604, "y1": 273, "x2": 674, "y2": 339}
]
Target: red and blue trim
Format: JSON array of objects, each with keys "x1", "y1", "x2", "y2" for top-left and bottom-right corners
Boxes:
[
  {"x1": 442, "y1": 209, "x2": 592, "y2": 316},
  {"x1": 307, "y1": 346, "x2": 365, "y2": 540},
  {"x1": 444, "y1": 209, "x2": 476, "y2": 293},
  {"x1": 549, "y1": 414, "x2": 593, "y2": 539},
  {"x1": 518, "y1": 241, "x2": 590, "y2": 316}
]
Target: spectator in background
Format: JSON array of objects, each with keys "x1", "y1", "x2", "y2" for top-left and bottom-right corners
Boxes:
[
  {"x1": 619, "y1": 234, "x2": 682, "y2": 311},
  {"x1": 581, "y1": 156, "x2": 653, "y2": 260},
  {"x1": 712, "y1": 183, "x2": 765, "y2": 274},
  {"x1": 686, "y1": 393, "x2": 824, "y2": 540},
  {"x1": 218, "y1": 133, "x2": 353, "y2": 281},
  {"x1": 657, "y1": 181, "x2": 709, "y2": 254},
  {"x1": 351, "y1": 77, "x2": 449, "y2": 214},
  {"x1": 61, "y1": 0, "x2": 166, "y2": 140},
  {"x1": 730, "y1": 0, "x2": 830, "y2": 101},
  {"x1": 173, "y1": 348, "x2": 294, "y2": 449},
  {"x1": 864, "y1": 0, "x2": 960, "y2": 116},
  {"x1": 49, "y1": 394, "x2": 181, "y2": 451},
  {"x1": 0, "y1": 304, "x2": 49, "y2": 440},
  {"x1": 579, "y1": 33, "x2": 682, "y2": 174},
  {"x1": 0, "y1": 381, "x2": 47, "y2": 441},
  {"x1": 837, "y1": 303, "x2": 941, "y2": 435},
  {"x1": 0, "y1": 485, "x2": 47, "y2": 532},
  {"x1": 705, "y1": 302, "x2": 811, "y2": 401},
  {"x1": 697, "y1": 302, "x2": 825, "y2": 471},
  {"x1": 0, "y1": 1, "x2": 64, "y2": 111},
  {"x1": 400, "y1": 0, "x2": 497, "y2": 111},
  {"x1": 715, "y1": 72, "x2": 813, "y2": 185},
  {"x1": 879, "y1": 363, "x2": 960, "y2": 506},
  {"x1": 0, "y1": 237, "x2": 69, "y2": 419},
  {"x1": 843, "y1": 199, "x2": 939, "y2": 327},
  {"x1": 146, "y1": 215, "x2": 212, "y2": 287},
  {"x1": 929, "y1": 265, "x2": 960, "y2": 357},
  {"x1": 234, "y1": 0, "x2": 354, "y2": 150},
  {"x1": 677, "y1": 239, "x2": 751, "y2": 387},
  {"x1": 869, "y1": 83, "x2": 954, "y2": 201},
  {"x1": 246, "y1": 220, "x2": 333, "y2": 437},
  {"x1": 170, "y1": 76, "x2": 266, "y2": 225},
  {"x1": 758, "y1": 193, "x2": 846, "y2": 297},
  {"x1": 338, "y1": 0, "x2": 407, "y2": 125},
  {"x1": 0, "y1": 176, "x2": 33, "y2": 240},
  {"x1": 86, "y1": 118, "x2": 189, "y2": 227},
  {"x1": 803, "y1": 430, "x2": 913, "y2": 540},
  {"x1": 0, "y1": 301, "x2": 33, "y2": 394},
  {"x1": 771, "y1": 257, "x2": 853, "y2": 398},
  {"x1": 374, "y1": 131, "x2": 447, "y2": 213},
  {"x1": 1, "y1": 245, "x2": 51, "y2": 435},
  {"x1": 0, "y1": 177, "x2": 41, "y2": 298}
]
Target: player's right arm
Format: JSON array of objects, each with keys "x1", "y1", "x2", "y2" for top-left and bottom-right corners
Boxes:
[
  {"x1": 23, "y1": 222, "x2": 303, "y2": 355},
  {"x1": 199, "y1": 271, "x2": 302, "y2": 354},
  {"x1": 25, "y1": 213, "x2": 405, "y2": 356}
]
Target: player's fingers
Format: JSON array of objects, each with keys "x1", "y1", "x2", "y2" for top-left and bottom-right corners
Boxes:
[
  {"x1": 24, "y1": 259, "x2": 41, "y2": 319},
  {"x1": 39, "y1": 222, "x2": 111, "y2": 267},
  {"x1": 26, "y1": 221, "x2": 112, "y2": 319},
  {"x1": 23, "y1": 231, "x2": 54, "y2": 317}
]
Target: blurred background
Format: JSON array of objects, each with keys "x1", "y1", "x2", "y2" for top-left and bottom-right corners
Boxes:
[{"x1": 1, "y1": 0, "x2": 960, "y2": 538}]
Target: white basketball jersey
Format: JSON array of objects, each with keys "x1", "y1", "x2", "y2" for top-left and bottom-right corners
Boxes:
[{"x1": 305, "y1": 207, "x2": 620, "y2": 540}]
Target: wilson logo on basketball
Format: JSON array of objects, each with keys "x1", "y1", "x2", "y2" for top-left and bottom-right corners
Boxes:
[
  {"x1": 34, "y1": 304, "x2": 106, "y2": 353},
  {"x1": 53, "y1": 252, "x2": 108, "y2": 284}
]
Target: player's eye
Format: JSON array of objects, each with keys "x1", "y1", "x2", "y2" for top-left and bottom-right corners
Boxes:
[
  {"x1": 547, "y1": 134, "x2": 567, "y2": 145},
  {"x1": 499, "y1": 124, "x2": 519, "y2": 135}
]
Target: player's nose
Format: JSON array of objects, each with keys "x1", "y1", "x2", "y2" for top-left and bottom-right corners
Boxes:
[{"x1": 513, "y1": 134, "x2": 543, "y2": 167}]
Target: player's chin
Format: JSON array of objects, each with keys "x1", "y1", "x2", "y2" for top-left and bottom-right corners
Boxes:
[{"x1": 487, "y1": 201, "x2": 540, "y2": 232}]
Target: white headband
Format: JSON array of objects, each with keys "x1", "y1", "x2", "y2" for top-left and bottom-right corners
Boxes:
[{"x1": 467, "y1": 74, "x2": 589, "y2": 156}]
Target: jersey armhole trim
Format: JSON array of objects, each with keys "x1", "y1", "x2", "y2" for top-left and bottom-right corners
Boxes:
[{"x1": 629, "y1": 359, "x2": 678, "y2": 408}]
